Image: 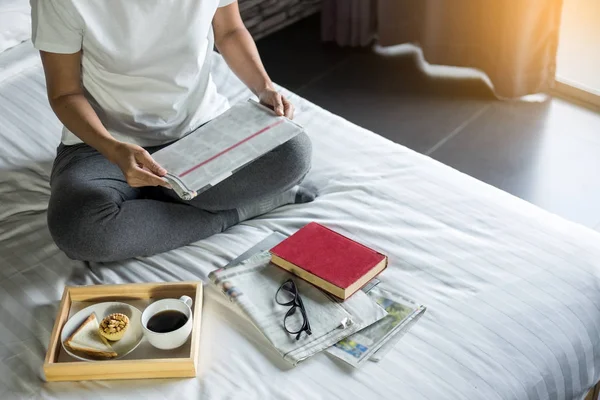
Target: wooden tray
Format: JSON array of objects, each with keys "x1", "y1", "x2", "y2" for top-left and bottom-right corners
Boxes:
[{"x1": 43, "y1": 281, "x2": 203, "y2": 382}]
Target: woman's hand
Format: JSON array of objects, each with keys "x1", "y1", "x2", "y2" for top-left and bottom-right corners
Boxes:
[
  {"x1": 258, "y1": 88, "x2": 295, "y2": 119},
  {"x1": 108, "y1": 142, "x2": 170, "y2": 188}
]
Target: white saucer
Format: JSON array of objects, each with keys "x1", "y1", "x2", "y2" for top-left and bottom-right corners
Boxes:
[{"x1": 61, "y1": 302, "x2": 144, "y2": 361}]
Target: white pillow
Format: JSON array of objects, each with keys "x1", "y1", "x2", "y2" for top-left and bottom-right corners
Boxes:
[{"x1": 0, "y1": 0, "x2": 31, "y2": 53}]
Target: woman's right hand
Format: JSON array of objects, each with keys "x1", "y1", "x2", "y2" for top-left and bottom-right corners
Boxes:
[{"x1": 109, "y1": 142, "x2": 170, "y2": 188}]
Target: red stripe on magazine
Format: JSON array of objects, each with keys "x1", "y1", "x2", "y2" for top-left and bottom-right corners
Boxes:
[{"x1": 178, "y1": 119, "x2": 285, "y2": 178}]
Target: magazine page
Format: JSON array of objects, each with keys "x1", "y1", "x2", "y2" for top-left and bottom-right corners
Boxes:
[
  {"x1": 326, "y1": 286, "x2": 426, "y2": 367},
  {"x1": 153, "y1": 100, "x2": 303, "y2": 199},
  {"x1": 224, "y1": 231, "x2": 288, "y2": 268},
  {"x1": 208, "y1": 252, "x2": 387, "y2": 365},
  {"x1": 369, "y1": 308, "x2": 425, "y2": 362}
]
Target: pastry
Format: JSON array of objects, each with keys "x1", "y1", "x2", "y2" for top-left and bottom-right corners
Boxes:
[{"x1": 99, "y1": 313, "x2": 129, "y2": 341}]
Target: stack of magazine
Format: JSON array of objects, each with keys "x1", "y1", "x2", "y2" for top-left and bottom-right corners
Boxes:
[{"x1": 208, "y1": 232, "x2": 426, "y2": 368}]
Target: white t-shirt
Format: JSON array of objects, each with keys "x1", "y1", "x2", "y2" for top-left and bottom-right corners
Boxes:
[{"x1": 31, "y1": 0, "x2": 236, "y2": 146}]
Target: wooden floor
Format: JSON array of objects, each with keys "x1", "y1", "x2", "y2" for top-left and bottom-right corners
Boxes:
[{"x1": 256, "y1": 14, "x2": 600, "y2": 231}]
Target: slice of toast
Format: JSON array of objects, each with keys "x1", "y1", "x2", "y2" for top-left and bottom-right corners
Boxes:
[{"x1": 63, "y1": 313, "x2": 117, "y2": 359}]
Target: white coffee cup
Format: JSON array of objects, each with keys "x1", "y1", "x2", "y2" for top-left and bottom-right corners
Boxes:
[{"x1": 141, "y1": 295, "x2": 193, "y2": 350}]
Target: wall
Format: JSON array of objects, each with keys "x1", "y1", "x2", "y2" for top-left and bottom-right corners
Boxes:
[
  {"x1": 556, "y1": 0, "x2": 600, "y2": 93},
  {"x1": 239, "y1": 0, "x2": 322, "y2": 40}
]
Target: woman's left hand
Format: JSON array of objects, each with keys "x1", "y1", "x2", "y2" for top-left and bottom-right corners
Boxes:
[{"x1": 258, "y1": 88, "x2": 295, "y2": 119}]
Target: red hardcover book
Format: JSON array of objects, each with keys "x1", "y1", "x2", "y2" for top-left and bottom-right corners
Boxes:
[{"x1": 269, "y1": 222, "x2": 388, "y2": 300}]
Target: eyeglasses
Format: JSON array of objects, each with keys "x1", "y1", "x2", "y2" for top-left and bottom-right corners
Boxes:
[{"x1": 275, "y1": 279, "x2": 312, "y2": 340}]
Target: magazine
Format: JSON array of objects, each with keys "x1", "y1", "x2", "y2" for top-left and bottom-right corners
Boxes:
[
  {"x1": 369, "y1": 306, "x2": 424, "y2": 362},
  {"x1": 208, "y1": 250, "x2": 388, "y2": 366},
  {"x1": 327, "y1": 286, "x2": 426, "y2": 367},
  {"x1": 152, "y1": 99, "x2": 303, "y2": 200},
  {"x1": 224, "y1": 231, "x2": 288, "y2": 268}
]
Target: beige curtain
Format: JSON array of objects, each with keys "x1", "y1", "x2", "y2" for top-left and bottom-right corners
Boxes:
[{"x1": 323, "y1": 0, "x2": 564, "y2": 98}]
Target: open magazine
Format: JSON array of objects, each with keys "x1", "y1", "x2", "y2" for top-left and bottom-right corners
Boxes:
[
  {"x1": 152, "y1": 99, "x2": 303, "y2": 200},
  {"x1": 327, "y1": 286, "x2": 426, "y2": 367},
  {"x1": 208, "y1": 248, "x2": 387, "y2": 366}
]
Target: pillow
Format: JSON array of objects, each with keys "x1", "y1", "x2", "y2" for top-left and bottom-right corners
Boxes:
[{"x1": 0, "y1": 0, "x2": 31, "y2": 53}]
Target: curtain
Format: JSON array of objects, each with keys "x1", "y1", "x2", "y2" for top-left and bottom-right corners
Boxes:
[
  {"x1": 321, "y1": 0, "x2": 377, "y2": 47},
  {"x1": 322, "y1": 0, "x2": 564, "y2": 98}
]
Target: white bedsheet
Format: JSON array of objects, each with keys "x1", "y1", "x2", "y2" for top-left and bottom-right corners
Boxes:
[{"x1": 1, "y1": 42, "x2": 600, "y2": 400}]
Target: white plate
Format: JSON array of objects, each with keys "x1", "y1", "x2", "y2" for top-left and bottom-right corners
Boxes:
[{"x1": 61, "y1": 302, "x2": 144, "y2": 361}]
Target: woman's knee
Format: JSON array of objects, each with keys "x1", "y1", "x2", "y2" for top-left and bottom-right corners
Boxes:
[
  {"x1": 47, "y1": 190, "x2": 120, "y2": 262},
  {"x1": 278, "y1": 132, "x2": 313, "y2": 182}
]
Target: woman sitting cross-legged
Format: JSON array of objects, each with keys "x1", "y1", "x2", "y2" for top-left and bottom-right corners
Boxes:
[{"x1": 32, "y1": 0, "x2": 315, "y2": 262}]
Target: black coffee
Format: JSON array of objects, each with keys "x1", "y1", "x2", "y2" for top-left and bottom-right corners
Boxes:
[{"x1": 147, "y1": 310, "x2": 188, "y2": 333}]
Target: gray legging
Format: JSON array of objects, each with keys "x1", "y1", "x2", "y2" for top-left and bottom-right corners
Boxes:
[{"x1": 47, "y1": 132, "x2": 312, "y2": 262}]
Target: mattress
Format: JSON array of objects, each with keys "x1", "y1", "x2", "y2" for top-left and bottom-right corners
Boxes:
[{"x1": 2, "y1": 41, "x2": 600, "y2": 400}]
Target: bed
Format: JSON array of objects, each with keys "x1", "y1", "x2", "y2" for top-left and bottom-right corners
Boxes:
[{"x1": 2, "y1": 40, "x2": 600, "y2": 400}]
